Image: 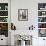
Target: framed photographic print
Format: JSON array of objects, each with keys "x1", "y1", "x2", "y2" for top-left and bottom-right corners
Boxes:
[{"x1": 18, "y1": 9, "x2": 28, "y2": 21}]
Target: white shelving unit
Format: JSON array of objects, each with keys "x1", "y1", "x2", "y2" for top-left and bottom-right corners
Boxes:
[
  {"x1": 0, "y1": 3, "x2": 8, "y2": 37},
  {"x1": 0, "y1": 2, "x2": 9, "y2": 45},
  {"x1": 38, "y1": 3, "x2": 46, "y2": 37}
]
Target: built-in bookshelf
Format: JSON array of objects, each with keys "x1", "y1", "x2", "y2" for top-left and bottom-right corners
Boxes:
[
  {"x1": 0, "y1": 3, "x2": 8, "y2": 37},
  {"x1": 38, "y1": 3, "x2": 46, "y2": 37}
]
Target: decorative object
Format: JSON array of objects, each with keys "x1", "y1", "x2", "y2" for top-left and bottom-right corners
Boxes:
[
  {"x1": 38, "y1": 3, "x2": 46, "y2": 37},
  {"x1": 42, "y1": 12, "x2": 45, "y2": 15},
  {"x1": 38, "y1": 17, "x2": 46, "y2": 22},
  {"x1": 21, "y1": 40, "x2": 25, "y2": 46},
  {"x1": 0, "y1": 17, "x2": 8, "y2": 22},
  {"x1": 38, "y1": 23, "x2": 46, "y2": 28},
  {"x1": 39, "y1": 29, "x2": 46, "y2": 37},
  {"x1": 0, "y1": 6, "x2": 1, "y2": 10},
  {"x1": 18, "y1": 9, "x2": 28, "y2": 21},
  {"x1": 0, "y1": 3, "x2": 8, "y2": 37},
  {"x1": 0, "y1": 11, "x2": 8, "y2": 16},
  {"x1": 5, "y1": 6, "x2": 8, "y2": 10},
  {"x1": 0, "y1": 23, "x2": 8, "y2": 37},
  {"x1": 11, "y1": 23, "x2": 16, "y2": 30},
  {"x1": 15, "y1": 35, "x2": 32, "y2": 46},
  {"x1": 29, "y1": 25, "x2": 35, "y2": 30},
  {"x1": 38, "y1": 3, "x2": 46, "y2": 10}
]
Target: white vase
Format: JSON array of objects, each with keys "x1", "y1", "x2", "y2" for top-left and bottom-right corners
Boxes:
[{"x1": 21, "y1": 40, "x2": 25, "y2": 46}]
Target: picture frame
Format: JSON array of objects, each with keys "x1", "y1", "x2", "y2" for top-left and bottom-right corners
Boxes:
[{"x1": 18, "y1": 9, "x2": 28, "y2": 21}]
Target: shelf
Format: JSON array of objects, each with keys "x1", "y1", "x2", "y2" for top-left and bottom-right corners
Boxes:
[
  {"x1": 0, "y1": 16, "x2": 8, "y2": 17},
  {"x1": 38, "y1": 15, "x2": 46, "y2": 17},
  {"x1": 38, "y1": 28, "x2": 46, "y2": 29},
  {"x1": 0, "y1": 3, "x2": 8, "y2": 37},
  {"x1": 0, "y1": 22, "x2": 8, "y2": 23},
  {"x1": 0, "y1": 10, "x2": 8, "y2": 11},
  {"x1": 38, "y1": 10, "x2": 46, "y2": 11},
  {"x1": 38, "y1": 3, "x2": 46, "y2": 37},
  {"x1": 38, "y1": 22, "x2": 46, "y2": 23}
]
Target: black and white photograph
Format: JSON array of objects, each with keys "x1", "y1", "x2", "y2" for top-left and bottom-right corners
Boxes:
[{"x1": 18, "y1": 9, "x2": 28, "y2": 21}]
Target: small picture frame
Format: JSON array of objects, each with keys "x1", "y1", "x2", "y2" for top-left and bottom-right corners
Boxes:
[{"x1": 18, "y1": 9, "x2": 28, "y2": 21}]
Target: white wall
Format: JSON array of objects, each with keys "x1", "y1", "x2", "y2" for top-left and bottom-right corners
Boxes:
[
  {"x1": 11, "y1": 0, "x2": 38, "y2": 30},
  {"x1": 11, "y1": 0, "x2": 46, "y2": 30}
]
